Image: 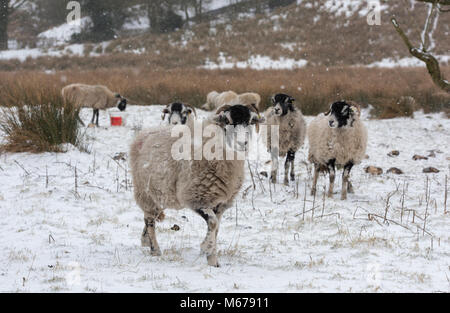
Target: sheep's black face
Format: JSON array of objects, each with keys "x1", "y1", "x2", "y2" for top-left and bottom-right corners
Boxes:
[
  {"x1": 214, "y1": 104, "x2": 264, "y2": 152},
  {"x1": 162, "y1": 102, "x2": 193, "y2": 125},
  {"x1": 117, "y1": 98, "x2": 127, "y2": 112},
  {"x1": 326, "y1": 101, "x2": 355, "y2": 128},
  {"x1": 271, "y1": 93, "x2": 295, "y2": 116}
]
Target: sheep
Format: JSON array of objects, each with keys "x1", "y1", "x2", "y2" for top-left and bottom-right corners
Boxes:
[
  {"x1": 238, "y1": 92, "x2": 262, "y2": 112},
  {"x1": 161, "y1": 102, "x2": 197, "y2": 126},
  {"x1": 61, "y1": 83, "x2": 127, "y2": 127},
  {"x1": 201, "y1": 91, "x2": 239, "y2": 111},
  {"x1": 264, "y1": 93, "x2": 307, "y2": 185},
  {"x1": 308, "y1": 100, "x2": 368, "y2": 200},
  {"x1": 130, "y1": 103, "x2": 264, "y2": 267}
]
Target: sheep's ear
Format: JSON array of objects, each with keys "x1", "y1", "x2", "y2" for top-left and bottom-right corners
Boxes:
[
  {"x1": 187, "y1": 108, "x2": 193, "y2": 115},
  {"x1": 271, "y1": 96, "x2": 276, "y2": 104},
  {"x1": 324, "y1": 109, "x2": 331, "y2": 116},
  {"x1": 161, "y1": 108, "x2": 170, "y2": 120}
]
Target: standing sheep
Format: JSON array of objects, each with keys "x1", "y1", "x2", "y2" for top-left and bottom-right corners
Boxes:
[
  {"x1": 201, "y1": 91, "x2": 239, "y2": 111},
  {"x1": 264, "y1": 93, "x2": 306, "y2": 185},
  {"x1": 161, "y1": 102, "x2": 197, "y2": 126},
  {"x1": 238, "y1": 92, "x2": 262, "y2": 112},
  {"x1": 130, "y1": 104, "x2": 264, "y2": 267},
  {"x1": 308, "y1": 100, "x2": 368, "y2": 200},
  {"x1": 61, "y1": 84, "x2": 127, "y2": 127}
]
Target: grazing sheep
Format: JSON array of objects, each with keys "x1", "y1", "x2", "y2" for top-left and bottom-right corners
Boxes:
[
  {"x1": 161, "y1": 102, "x2": 197, "y2": 126},
  {"x1": 264, "y1": 93, "x2": 307, "y2": 185},
  {"x1": 238, "y1": 92, "x2": 262, "y2": 111},
  {"x1": 308, "y1": 100, "x2": 368, "y2": 200},
  {"x1": 61, "y1": 83, "x2": 127, "y2": 127},
  {"x1": 130, "y1": 104, "x2": 264, "y2": 267},
  {"x1": 201, "y1": 91, "x2": 239, "y2": 111}
]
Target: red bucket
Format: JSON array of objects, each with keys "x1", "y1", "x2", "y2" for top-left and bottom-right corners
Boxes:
[
  {"x1": 110, "y1": 116, "x2": 123, "y2": 126},
  {"x1": 109, "y1": 112, "x2": 126, "y2": 127}
]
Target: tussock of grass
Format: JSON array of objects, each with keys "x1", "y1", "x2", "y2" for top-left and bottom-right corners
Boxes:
[{"x1": 0, "y1": 76, "x2": 83, "y2": 153}]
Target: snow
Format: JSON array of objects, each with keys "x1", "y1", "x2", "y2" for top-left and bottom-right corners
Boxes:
[
  {"x1": 37, "y1": 18, "x2": 92, "y2": 47},
  {"x1": 202, "y1": 53, "x2": 308, "y2": 70},
  {"x1": 367, "y1": 55, "x2": 450, "y2": 68},
  {"x1": 0, "y1": 105, "x2": 449, "y2": 292},
  {"x1": 123, "y1": 16, "x2": 150, "y2": 31}
]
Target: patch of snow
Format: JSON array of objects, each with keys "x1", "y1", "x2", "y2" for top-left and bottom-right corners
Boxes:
[
  {"x1": 0, "y1": 105, "x2": 449, "y2": 292},
  {"x1": 37, "y1": 18, "x2": 92, "y2": 48},
  {"x1": 202, "y1": 53, "x2": 308, "y2": 70}
]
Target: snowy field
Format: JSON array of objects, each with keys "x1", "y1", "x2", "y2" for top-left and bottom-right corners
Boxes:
[{"x1": 0, "y1": 105, "x2": 449, "y2": 292}]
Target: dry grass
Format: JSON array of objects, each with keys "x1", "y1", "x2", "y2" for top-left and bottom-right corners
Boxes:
[
  {"x1": 0, "y1": 67, "x2": 448, "y2": 119},
  {"x1": 0, "y1": 75, "x2": 83, "y2": 153}
]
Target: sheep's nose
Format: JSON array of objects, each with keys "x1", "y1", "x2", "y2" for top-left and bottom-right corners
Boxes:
[{"x1": 329, "y1": 121, "x2": 335, "y2": 127}]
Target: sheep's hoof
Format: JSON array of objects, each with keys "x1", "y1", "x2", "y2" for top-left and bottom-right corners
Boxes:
[
  {"x1": 310, "y1": 189, "x2": 316, "y2": 196},
  {"x1": 151, "y1": 248, "x2": 162, "y2": 257},
  {"x1": 270, "y1": 176, "x2": 277, "y2": 184},
  {"x1": 284, "y1": 178, "x2": 289, "y2": 186},
  {"x1": 207, "y1": 255, "x2": 220, "y2": 267},
  {"x1": 290, "y1": 175, "x2": 295, "y2": 182},
  {"x1": 327, "y1": 192, "x2": 334, "y2": 198},
  {"x1": 341, "y1": 194, "x2": 347, "y2": 201}
]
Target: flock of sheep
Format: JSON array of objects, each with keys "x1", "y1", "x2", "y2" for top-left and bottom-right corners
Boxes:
[{"x1": 61, "y1": 83, "x2": 368, "y2": 267}]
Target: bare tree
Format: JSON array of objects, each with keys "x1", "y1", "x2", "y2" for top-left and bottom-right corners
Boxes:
[
  {"x1": 391, "y1": 0, "x2": 450, "y2": 92},
  {"x1": 0, "y1": 0, "x2": 26, "y2": 50}
]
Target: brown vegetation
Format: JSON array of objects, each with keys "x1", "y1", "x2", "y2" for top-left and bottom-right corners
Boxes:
[{"x1": 1, "y1": 67, "x2": 448, "y2": 118}]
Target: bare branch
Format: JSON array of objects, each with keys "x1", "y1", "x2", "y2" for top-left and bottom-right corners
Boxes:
[{"x1": 391, "y1": 16, "x2": 450, "y2": 92}]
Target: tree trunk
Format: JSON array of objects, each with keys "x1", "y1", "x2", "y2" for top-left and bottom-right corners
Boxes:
[{"x1": 0, "y1": 0, "x2": 9, "y2": 50}]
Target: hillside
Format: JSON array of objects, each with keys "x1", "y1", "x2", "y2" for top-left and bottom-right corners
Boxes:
[{"x1": 1, "y1": 0, "x2": 449, "y2": 70}]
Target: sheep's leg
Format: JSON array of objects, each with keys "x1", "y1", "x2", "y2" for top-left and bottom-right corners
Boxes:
[
  {"x1": 327, "y1": 159, "x2": 336, "y2": 198},
  {"x1": 90, "y1": 109, "x2": 96, "y2": 124},
  {"x1": 270, "y1": 147, "x2": 279, "y2": 184},
  {"x1": 196, "y1": 208, "x2": 220, "y2": 267},
  {"x1": 141, "y1": 216, "x2": 161, "y2": 256},
  {"x1": 95, "y1": 109, "x2": 100, "y2": 127},
  {"x1": 213, "y1": 204, "x2": 227, "y2": 239},
  {"x1": 311, "y1": 163, "x2": 320, "y2": 196},
  {"x1": 289, "y1": 150, "x2": 296, "y2": 182},
  {"x1": 341, "y1": 162, "x2": 354, "y2": 200},
  {"x1": 284, "y1": 155, "x2": 290, "y2": 186}
]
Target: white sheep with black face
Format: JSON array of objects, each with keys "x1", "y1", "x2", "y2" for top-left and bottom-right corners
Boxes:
[
  {"x1": 161, "y1": 102, "x2": 197, "y2": 126},
  {"x1": 61, "y1": 83, "x2": 127, "y2": 127},
  {"x1": 264, "y1": 93, "x2": 307, "y2": 185},
  {"x1": 308, "y1": 100, "x2": 368, "y2": 200},
  {"x1": 130, "y1": 104, "x2": 264, "y2": 267}
]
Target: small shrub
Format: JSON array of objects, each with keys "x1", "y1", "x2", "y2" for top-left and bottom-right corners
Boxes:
[
  {"x1": 0, "y1": 102, "x2": 82, "y2": 153},
  {"x1": 0, "y1": 77, "x2": 83, "y2": 153}
]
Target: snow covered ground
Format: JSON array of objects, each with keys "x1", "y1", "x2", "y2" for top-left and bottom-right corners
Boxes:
[
  {"x1": 202, "y1": 53, "x2": 308, "y2": 70},
  {"x1": 0, "y1": 105, "x2": 449, "y2": 292}
]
